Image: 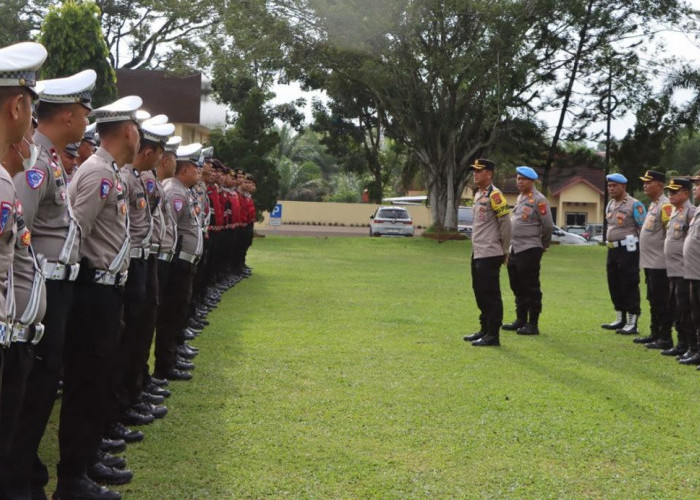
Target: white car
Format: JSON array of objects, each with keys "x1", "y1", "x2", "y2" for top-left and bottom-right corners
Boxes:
[
  {"x1": 552, "y1": 225, "x2": 588, "y2": 245},
  {"x1": 369, "y1": 206, "x2": 415, "y2": 237}
]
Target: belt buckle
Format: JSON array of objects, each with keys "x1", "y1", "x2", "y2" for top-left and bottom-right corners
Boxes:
[
  {"x1": 69, "y1": 264, "x2": 80, "y2": 281},
  {"x1": 9, "y1": 323, "x2": 22, "y2": 343},
  {"x1": 0, "y1": 323, "x2": 10, "y2": 347},
  {"x1": 32, "y1": 324, "x2": 45, "y2": 345}
]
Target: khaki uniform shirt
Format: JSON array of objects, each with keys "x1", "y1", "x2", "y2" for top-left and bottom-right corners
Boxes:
[
  {"x1": 69, "y1": 147, "x2": 130, "y2": 274},
  {"x1": 193, "y1": 180, "x2": 210, "y2": 232},
  {"x1": 0, "y1": 166, "x2": 18, "y2": 324},
  {"x1": 472, "y1": 184, "x2": 512, "y2": 259},
  {"x1": 13, "y1": 131, "x2": 80, "y2": 264},
  {"x1": 640, "y1": 195, "x2": 672, "y2": 270},
  {"x1": 683, "y1": 205, "x2": 700, "y2": 280},
  {"x1": 510, "y1": 188, "x2": 553, "y2": 254},
  {"x1": 664, "y1": 200, "x2": 695, "y2": 278},
  {"x1": 120, "y1": 166, "x2": 152, "y2": 250},
  {"x1": 606, "y1": 194, "x2": 645, "y2": 242},
  {"x1": 141, "y1": 170, "x2": 163, "y2": 250},
  {"x1": 165, "y1": 178, "x2": 202, "y2": 257}
]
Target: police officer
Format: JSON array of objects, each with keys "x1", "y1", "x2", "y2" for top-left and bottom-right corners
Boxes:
[
  {"x1": 154, "y1": 143, "x2": 203, "y2": 381},
  {"x1": 502, "y1": 166, "x2": 553, "y2": 335},
  {"x1": 636, "y1": 170, "x2": 674, "y2": 349},
  {"x1": 660, "y1": 178, "x2": 696, "y2": 362},
  {"x1": 601, "y1": 173, "x2": 646, "y2": 334},
  {"x1": 77, "y1": 123, "x2": 97, "y2": 165},
  {"x1": 463, "y1": 159, "x2": 512, "y2": 347},
  {"x1": 8, "y1": 68, "x2": 95, "y2": 499},
  {"x1": 685, "y1": 172, "x2": 700, "y2": 370},
  {"x1": 55, "y1": 95, "x2": 144, "y2": 500}
]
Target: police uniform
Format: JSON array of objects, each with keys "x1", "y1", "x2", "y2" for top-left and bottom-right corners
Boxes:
[
  {"x1": 637, "y1": 170, "x2": 674, "y2": 348},
  {"x1": 3, "y1": 69, "x2": 95, "y2": 500},
  {"x1": 463, "y1": 159, "x2": 512, "y2": 346},
  {"x1": 684, "y1": 173, "x2": 700, "y2": 369},
  {"x1": 503, "y1": 166, "x2": 553, "y2": 335},
  {"x1": 601, "y1": 173, "x2": 646, "y2": 334},
  {"x1": 662, "y1": 179, "x2": 696, "y2": 359},
  {"x1": 56, "y1": 96, "x2": 142, "y2": 500},
  {"x1": 154, "y1": 143, "x2": 203, "y2": 380}
]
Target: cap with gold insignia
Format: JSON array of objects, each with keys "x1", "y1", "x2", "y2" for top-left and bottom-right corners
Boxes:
[
  {"x1": 64, "y1": 142, "x2": 80, "y2": 158},
  {"x1": 141, "y1": 122, "x2": 175, "y2": 147},
  {"x1": 666, "y1": 178, "x2": 692, "y2": 191},
  {"x1": 164, "y1": 135, "x2": 181, "y2": 153},
  {"x1": 470, "y1": 158, "x2": 495, "y2": 171},
  {"x1": 176, "y1": 143, "x2": 202, "y2": 165},
  {"x1": 91, "y1": 95, "x2": 143, "y2": 124},
  {"x1": 606, "y1": 173, "x2": 627, "y2": 184},
  {"x1": 38, "y1": 69, "x2": 96, "y2": 110},
  {"x1": 0, "y1": 42, "x2": 47, "y2": 98},
  {"x1": 639, "y1": 169, "x2": 665, "y2": 183},
  {"x1": 82, "y1": 123, "x2": 97, "y2": 146}
]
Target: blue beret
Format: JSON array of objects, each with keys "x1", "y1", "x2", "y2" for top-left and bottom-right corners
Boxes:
[
  {"x1": 606, "y1": 173, "x2": 627, "y2": 184},
  {"x1": 516, "y1": 166, "x2": 538, "y2": 180}
]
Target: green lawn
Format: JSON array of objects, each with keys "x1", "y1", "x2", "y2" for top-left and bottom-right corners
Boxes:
[{"x1": 41, "y1": 236, "x2": 700, "y2": 499}]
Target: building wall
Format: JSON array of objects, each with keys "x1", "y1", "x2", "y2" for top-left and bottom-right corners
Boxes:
[
  {"x1": 257, "y1": 200, "x2": 433, "y2": 227},
  {"x1": 173, "y1": 124, "x2": 211, "y2": 145},
  {"x1": 505, "y1": 182, "x2": 604, "y2": 226}
]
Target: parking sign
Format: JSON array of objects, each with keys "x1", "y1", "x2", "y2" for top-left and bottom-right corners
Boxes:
[{"x1": 270, "y1": 203, "x2": 282, "y2": 226}]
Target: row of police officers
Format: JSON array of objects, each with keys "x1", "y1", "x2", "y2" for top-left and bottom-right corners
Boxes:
[{"x1": 0, "y1": 42, "x2": 257, "y2": 500}]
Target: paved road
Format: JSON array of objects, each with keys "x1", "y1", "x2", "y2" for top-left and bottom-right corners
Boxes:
[{"x1": 256, "y1": 224, "x2": 424, "y2": 238}]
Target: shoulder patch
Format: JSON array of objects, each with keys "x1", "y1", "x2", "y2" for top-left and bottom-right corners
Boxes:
[
  {"x1": 26, "y1": 169, "x2": 46, "y2": 190},
  {"x1": 0, "y1": 202, "x2": 12, "y2": 234},
  {"x1": 19, "y1": 229, "x2": 31, "y2": 247},
  {"x1": 146, "y1": 179, "x2": 155, "y2": 194},
  {"x1": 173, "y1": 198, "x2": 184, "y2": 213},
  {"x1": 99, "y1": 179, "x2": 113, "y2": 199},
  {"x1": 632, "y1": 201, "x2": 646, "y2": 227},
  {"x1": 489, "y1": 190, "x2": 510, "y2": 217}
]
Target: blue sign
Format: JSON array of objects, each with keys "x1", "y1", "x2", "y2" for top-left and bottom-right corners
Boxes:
[{"x1": 270, "y1": 203, "x2": 282, "y2": 226}]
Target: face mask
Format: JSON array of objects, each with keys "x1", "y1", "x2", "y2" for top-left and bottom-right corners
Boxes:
[{"x1": 18, "y1": 138, "x2": 39, "y2": 169}]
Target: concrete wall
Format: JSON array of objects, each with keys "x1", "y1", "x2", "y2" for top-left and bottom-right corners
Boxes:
[{"x1": 258, "y1": 200, "x2": 433, "y2": 227}]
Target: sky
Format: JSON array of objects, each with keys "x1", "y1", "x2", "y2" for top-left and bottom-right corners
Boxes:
[{"x1": 270, "y1": 4, "x2": 700, "y2": 144}]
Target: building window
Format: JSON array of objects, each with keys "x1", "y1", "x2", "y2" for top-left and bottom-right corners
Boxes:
[{"x1": 566, "y1": 212, "x2": 586, "y2": 226}]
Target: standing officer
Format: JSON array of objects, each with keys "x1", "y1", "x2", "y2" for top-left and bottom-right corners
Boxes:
[
  {"x1": 8, "y1": 68, "x2": 95, "y2": 499},
  {"x1": 55, "y1": 95, "x2": 143, "y2": 500},
  {"x1": 462, "y1": 159, "x2": 512, "y2": 347},
  {"x1": 77, "y1": 123, "x2": 97, "y2": 165},
  {"x1": 601, "y1": 173, "x2": 646, "y2": 334},
  {"x1": 636, "y1": 170, "x2": 674, "y2": 349},
  {"x1": 685, "y1": 172, "x2": 700, "y2": 370},
  {"x1": 660, "y1": 178, "x2": 696, "y2": 362},
  {"x1": 502, "y1": 166, "x2": 553, "y2": 335},
  {"x1": 154, "y1": 143, "x2": 203, "y2": 382}
]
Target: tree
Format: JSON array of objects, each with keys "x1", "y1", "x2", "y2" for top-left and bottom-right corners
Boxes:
[
  {"x1": 0, "y1": 0, "x2": 34, "y2": 46},
  {"x1": 39, "y1": 1, "x2": 117, "y2": 107}
]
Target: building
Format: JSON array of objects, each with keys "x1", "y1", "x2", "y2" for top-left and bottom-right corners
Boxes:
[{"x1": 115, "y1": 69, "x2": 227, "y2": 142}]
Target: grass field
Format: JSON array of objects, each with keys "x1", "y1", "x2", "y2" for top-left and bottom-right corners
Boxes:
[{"x1": 40, "y1": 236, "x2": 700, "y2": 499}]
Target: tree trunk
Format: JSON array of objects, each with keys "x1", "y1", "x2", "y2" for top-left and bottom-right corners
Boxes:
[{"x1": 423, "y1": 159, "x2": 461, "y2": 230}]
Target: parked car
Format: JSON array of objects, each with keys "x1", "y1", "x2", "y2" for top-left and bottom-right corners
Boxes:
[
  {"x1": 564, "y1": 225, "x2": 587, "y2": 237},
  {"x1": 552, "y1": 225, "x2": 588, "y2": 245},
  {"x1": 582, "y1": 223, "x2": 603, "y2": 242},
  {"x1": 457, "y1": 206, "x2": 474, "y2": 238},
  {"x1": 369, "y1": 206, "x2": 414, "y2": 237}
]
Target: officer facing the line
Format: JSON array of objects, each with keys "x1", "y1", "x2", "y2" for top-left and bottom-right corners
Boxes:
[
  {"x1": 463, "y1": 159, "x2": 512, "y2": 347},
  {"x1": 502, "y1": 166, "x2": 553, "y2": 336},
  {"x1": 601, "y1": 173, "x2": 646, "y2": 335}
]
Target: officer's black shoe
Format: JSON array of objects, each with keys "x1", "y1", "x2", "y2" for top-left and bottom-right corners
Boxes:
[
  {"x1": 87, "y1": 462, "x2": 133, "y2": 486},
  {"x1": 516, "y1": 323, "x2": 540, "y2": 335},
  {"x1": 175, "y1": 359, "x2": 195, "y2": 371},
  {"x1": 633, "y1": 335, "x2": 655, "y2": 344},
  {"x1": 141, "y1": 392, "x2": 165, "y2": 405},
  {"x1": 645, "y1": 339, "x2": 673, "y2": 350},
  {"x1": 186, "y1": 321, "x2": 204, "y2": 333},
  {"x1": 183, "y1": 342, "x2": 199, "y2": 353},
  {"x1": 471, "y1": 335, "x2": 500, "y2": 346},
  {"x1": 177, "y1": 345, "x2": 197, "y2": 359},
  {"x1": 463, "y1": 331, "x2": 486, "y2": 342},
  {"x1": 150, "y1": 376, "x2": 169, "y2": 387},
  {"x1": 676, "y1": 349, "x2": 693, "y2": 361},
  {"x1": 145, "y1": 383, "x2": 171, "y2": 398},
  {"x1": 182, "y1": 329, "x2": 196, "y2": 341},
  {"x1": 99, "y1": 438, "x2": 126, "y2": 454},
  {"x1": 661, "y1": 344, "x2": 687, "y2": 356},
  {"x1": 502, "y1": 319, "x2": 525, "y2": 331},
  {"x1": 679, "y1": 352, "x2": 700, "y2": 365},
  {"x1": 96, "y1": 451, "x2": 126, "y2": 470},
  {"x1": 105, "y1": 423, "x2": 144, "y2": 444},
  {"x1": 163, "y1": 368, "x2": 193, "y2": 381},
  {"x1": 120, "y1": 408, "x2": 155, "y2": 426},
  {"x1": 53, "y1": 475, "x2": 121, "y2": 500},
  {"x1": 132, "y1": 402, "x2": 168, "y2": 419}
]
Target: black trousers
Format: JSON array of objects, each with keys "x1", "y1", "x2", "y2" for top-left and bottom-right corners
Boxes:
[
  {"x1": 669, "y1": 277, "x2": 693, "y2": 349},
  {"x1": 644, "y1": 268, "x2": 673, "y2": 339},
  {"x1": 138, "y1": 255, "x2": 159, "y2": 392},
  {"x1": 155, "y1": 259, "x2": 195, "y2": 377},
  {"x1": 471, "y1": 255, "x2": 505, "y2": 337},
  {"x1": 58, "y1": 280, "x2": 124, "y2": 481},
  {"x1": 606, "y1": 246, "x2": 641, "y2": 315},
  {"x1": 232, "y1": 227, "x2": 245, "y2": 271},
  {"x1": 507, "y1": 247, "x2": 544, "y2": 323},
  {"x1": 0, "y1": 279, "x2": 75, "y2": 498},
  {"x1": 690, "y1": 279, "x2": 700, "y2": 349},
  {"x1": 242, "y1": 223, "x2": 254, "y2": 266}
]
